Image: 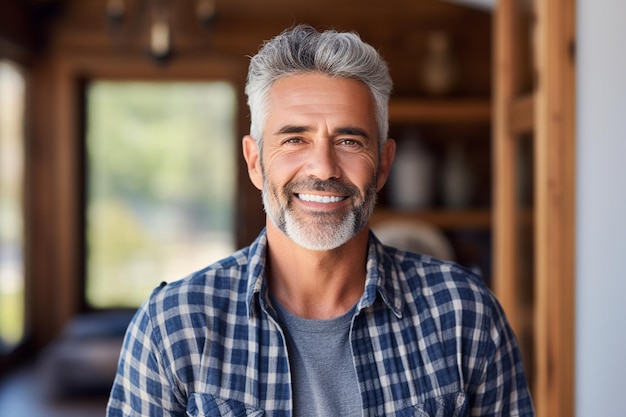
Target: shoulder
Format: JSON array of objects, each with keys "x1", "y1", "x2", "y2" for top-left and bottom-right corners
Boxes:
[
  {"x1": 135, "y1": 230, "x2": 269, "y2": 336},
  {"x1": 123, "y1": 246, "x2": 256, "y2": 364},
  {"x1": 384, "y1": 244, "x2": 489, "y2": 299},
  {"x1": 384, "y1": 245, "x2": 519, "y2": 357},
  {"x1": 381, "y1": 244, "x2": 501, "y2": 329},
  {"x1": 146, "y1": 245, "x2": 253, "y2": 316}
]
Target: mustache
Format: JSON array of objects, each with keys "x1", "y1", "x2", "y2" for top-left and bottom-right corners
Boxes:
[{"x1": 284, "y1": 177, "x2": 360, "y2": 198}]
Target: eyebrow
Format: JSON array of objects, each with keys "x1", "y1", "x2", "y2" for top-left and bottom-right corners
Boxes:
[
  {"x1": 275, "y1": 125, "x2": 311, "y2": 135},
  {"x1": 274, "y1": 125, "x2": 371, "y2": 140}
]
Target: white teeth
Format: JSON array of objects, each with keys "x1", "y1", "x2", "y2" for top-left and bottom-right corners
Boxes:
[{"x1": 298, "y1": 193, "x2": 344, "y2": 203}]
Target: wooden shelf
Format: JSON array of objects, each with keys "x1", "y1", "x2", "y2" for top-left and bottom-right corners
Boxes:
[
  {"x1": 372, "y1": 207, "x2": 492, "y2": 230},
  {"x1": 381, "y1": 97, "x2": 493, "y2": 258},
  {"x1": 388, "y1": 98, "x2": 492, "y2": 123}
]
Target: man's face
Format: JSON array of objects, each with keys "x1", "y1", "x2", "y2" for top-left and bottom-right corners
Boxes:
[{"x1": 243, "y1": 73, "x2": 395, "y2": 251}]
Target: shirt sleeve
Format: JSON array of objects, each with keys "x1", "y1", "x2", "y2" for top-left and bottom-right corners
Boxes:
[
  {"x1": 106, "y1": 301, "x2": 187, "y2": 417},
  {"x1": 470, "y1": 296, "x2": 535, "y2": 417}
]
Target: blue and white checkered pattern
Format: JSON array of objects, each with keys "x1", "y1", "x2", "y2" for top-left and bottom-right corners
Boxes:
[{"x1": 106, "y1": 229, "x2": 534, "y2": 416}]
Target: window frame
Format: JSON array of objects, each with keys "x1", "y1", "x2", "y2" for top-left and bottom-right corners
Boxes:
[
  {"x1": 83, "y1": 79, "x2": 240, "y2": 309},
  {"x1": 28, "y1": 55, "x2": 261, "y2": 346}
]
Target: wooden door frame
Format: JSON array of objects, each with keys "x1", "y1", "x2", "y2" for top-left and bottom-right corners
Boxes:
[{"x1": 493, "y1": 0, "x2": 576, "y2": 415}]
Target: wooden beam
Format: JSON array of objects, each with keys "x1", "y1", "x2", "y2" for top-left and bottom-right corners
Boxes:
[
  {"x1": 493, "y1": 0, "x2": 521, "y2": 335},
  {"x1": 372, "y1": 208, "x2": 492, "y2": 230},
  {"x1": 532, "y1": 0, "x2": 576, "y2": 415},
  {"x1": 389, "y1": 99, "x2": 491, "y2": 123}
]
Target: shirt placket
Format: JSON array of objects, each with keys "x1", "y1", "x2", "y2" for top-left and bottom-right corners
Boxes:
[{"x1": 254, "y1": 291, "x2": 294, "y2": 416}]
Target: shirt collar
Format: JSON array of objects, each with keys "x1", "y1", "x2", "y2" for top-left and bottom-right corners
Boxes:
[
  {"x1": 245, "y1": 229, "x2": 404, "y2": 319},
  {"x1": 359, "y1": 231, "x2": 404, "y2": 318},
  {"x1": 245, "y1": 230, "x2": 269, "y2": 318}
]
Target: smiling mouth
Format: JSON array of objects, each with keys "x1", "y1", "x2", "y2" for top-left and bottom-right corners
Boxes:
[{"x1": 296, "y1": 193, "x2": 347, "y2": 203}]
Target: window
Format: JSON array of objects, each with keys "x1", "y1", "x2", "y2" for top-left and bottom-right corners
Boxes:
[
  {"x1": 86, "y1": 81, "x2": 237, "y2": 308},
  {"x1": 0, "y1": 60, "x2": 26, "y2": 351}
]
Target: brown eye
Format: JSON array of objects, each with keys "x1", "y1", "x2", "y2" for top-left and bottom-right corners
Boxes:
[
  {"x1": 283, "y1": 137, "x2": 303, "y2": 144},
  {"x1": 338, "y1": 138, "x2": 362, "y2": 147}
]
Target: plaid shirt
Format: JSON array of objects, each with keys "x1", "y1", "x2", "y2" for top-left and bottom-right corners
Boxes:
[{"x1": 107, "y1": 229, "x2": 534, "y2": 416}]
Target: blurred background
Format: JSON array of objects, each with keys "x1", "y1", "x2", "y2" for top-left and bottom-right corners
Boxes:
[{"x1": 0, "y1": 0, "x2": 624, "y2": 416}]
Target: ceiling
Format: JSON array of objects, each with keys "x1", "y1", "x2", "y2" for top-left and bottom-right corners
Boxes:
[{"x1": 10, "y1": 0, "x2": 493, "y2": 97}]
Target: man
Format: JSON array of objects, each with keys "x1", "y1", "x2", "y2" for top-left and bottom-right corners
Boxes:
[{"x1": 107, "y1": 25, "x2": 534, "y2": 416}]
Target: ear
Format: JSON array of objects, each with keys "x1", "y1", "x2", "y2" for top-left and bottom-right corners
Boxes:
[
  {"x1": 376, "y1": 138, "x2": 396, "y2": 191},
  {"x1": 242, "y1": 135, "x2": 264, "y2": 191}
]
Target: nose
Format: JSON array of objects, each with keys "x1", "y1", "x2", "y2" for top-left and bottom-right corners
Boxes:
[{"x1": 304, "y1": 141, "x2": 342, "y2": 181}]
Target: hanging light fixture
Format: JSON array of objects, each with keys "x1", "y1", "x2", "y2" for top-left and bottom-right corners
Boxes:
[
  {"x1": 105, "y1": 0, "x2": 126, "y2": 25},
  {"x1": 196, "y1": 0, "x2": 217, "y2": 28},
  {"x1": 149, "y1": 0, "x2": 171, "y2": 61},
  {"x1": 105, "y1": 0, "x2": 217, "y2": 64}
]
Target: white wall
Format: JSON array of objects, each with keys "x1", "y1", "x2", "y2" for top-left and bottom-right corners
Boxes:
[{"x1": 576, "y1": 0, "x2": 626, "y2": 416}]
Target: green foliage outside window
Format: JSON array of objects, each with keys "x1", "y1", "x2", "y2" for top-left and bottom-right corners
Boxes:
[
  {"x1": 86, "y1": 81, "x2": 237, "y2": 308},
  {"x1": 0, "y1": 61, "x2": 25, "y2": 350}
]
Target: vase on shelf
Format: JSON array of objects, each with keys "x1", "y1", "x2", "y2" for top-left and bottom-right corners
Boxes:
[
  {"x1": 441, "y1": 142, "x2": 474, "y2": 209},
  {"x1": 418, "y1": 30, "x2": 459, "y2": 97},
  {"x1": 388, "y1": 131, "x2": 435, "y2": 210}
]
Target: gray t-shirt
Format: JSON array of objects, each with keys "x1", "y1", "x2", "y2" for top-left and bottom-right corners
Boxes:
[{"x1": 271, "y1": 295, "x2": 362, "y2": 416}]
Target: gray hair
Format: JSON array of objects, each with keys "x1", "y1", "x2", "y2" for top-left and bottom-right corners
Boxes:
[{"x1": 245, "y1": 25, "x2": 392, "y2": 148}]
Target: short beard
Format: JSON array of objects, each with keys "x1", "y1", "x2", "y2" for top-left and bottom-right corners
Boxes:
[{"x1": 262, "y1": 176, "x2": 378, "y2": 251}]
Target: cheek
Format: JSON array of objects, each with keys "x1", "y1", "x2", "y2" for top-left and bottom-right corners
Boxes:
[
  {"x1": 264, "y1": 151, "x2": 308, "y2": 179},
  {"x1": 339, "y1": 154, "x2": 379, "y2": 184}
]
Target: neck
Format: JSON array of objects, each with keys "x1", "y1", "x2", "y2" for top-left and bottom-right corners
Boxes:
[{"x1": 265, "y1": 222, "x2": 369, "y2": 320}]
